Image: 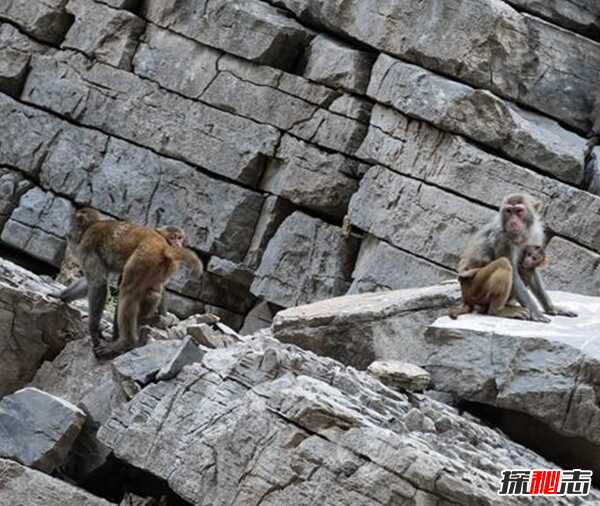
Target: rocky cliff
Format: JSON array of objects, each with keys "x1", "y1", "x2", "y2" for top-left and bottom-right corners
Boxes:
[{"x1": 1, "y1": 0, "x2": 599, "y2": 331}]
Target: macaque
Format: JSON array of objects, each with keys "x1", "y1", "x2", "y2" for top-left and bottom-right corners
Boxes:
[
  {"x1": 454, "y1": 194, "x2": 576, "y2": 323},
  {"x1": 57, "y1": 209, "x2": 202, "y2": 358},
  {"x1": 449, "y1": 245, "x2": 547, "y2": 319}
]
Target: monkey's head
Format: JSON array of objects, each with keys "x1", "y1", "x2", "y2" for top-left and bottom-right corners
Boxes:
[
  {"x1": 500, "y1": 194, "x2": 543, "y2": 241},
  {"x1": 157, "y1": 225, "x2": 185, "y2": 248},
  {"x1": 69, "y1": 208, "x2": 102, "y2": 243},
  {"x1": 521, "y1": 245, "x2": 547, "y2": 270}
]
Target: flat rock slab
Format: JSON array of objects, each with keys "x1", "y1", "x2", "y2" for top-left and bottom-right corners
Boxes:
[
  {"x1": 426, "y1": 291, "x2": 600, "y2": 447},
  {"x1": 272, "y1": 284, "x2": 461, "y2": 368},
  {"x1": 0, "y1": 387, "x2": 86, "y2": 473},
  {"x1": 367, "y1": 360, "x2": 431, "y2": 392},
  {"x1": 0, "y1": 458, "x2": 114, "y2": 506}
]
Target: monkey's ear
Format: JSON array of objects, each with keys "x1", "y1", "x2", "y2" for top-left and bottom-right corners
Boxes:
[{"x1": 532, "y1": 198, "x2": 543, "y2": 213}]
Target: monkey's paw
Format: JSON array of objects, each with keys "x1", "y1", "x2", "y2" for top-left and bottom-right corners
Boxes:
[
  {"x1": 530, "y1": 313, "x2": 551, "y2": 323},
  {"x1": 550, "y1": 307, "x2": 578, "y2": 318}
]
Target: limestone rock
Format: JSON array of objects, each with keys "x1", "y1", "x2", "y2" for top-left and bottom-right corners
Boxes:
[
  {"x1": 0, "y1": 258, "x2": 87, "y2": 396},
  {"x1": 0, "y1": 459, "x2": 115, "y2": 506},
  {"x1": 426, "y1": 291, "x2": 600, "y2": 477},
  {"x1": 587, "y1": 146, "x2": 600, "y2": 196},
  {"x1": 273, "y1": 0, "x2": 600, "y2": 131},
  {"x1": 143, "y1": 0, "x2": 314, "y2": 72},
  {"x1": 98, "y1": 334, "x2": 600, "y2": 505},
  {"x1": 273, "y1": 284, "x2": 461, "y2": 369},
  {"x1": 368, "y1": 54, "x2": 588, "y2": 184},
  {"x1": 0, "y1": 387, "x2": 86, "y2": 473},
  {"x1": 303, "y1": 34, "x2": 375, "y2": 94},
  {"x1": 0, "y1": 0, "x2": 72, "y2": 44},
  {"x1": 240, "y1": 301, "x2": 277, "y2": 335},
  {"x1": 156, "y1": 337, "x2": 205, "y2": 381},
  {"x1": 0, "y1": 168, "x2": 33, "y2": 228},
  {"x1": 251, "y1": 212, "x2": 359, "y2": 308},
  {"x1": 63, "y1": 0, "x2": 145, "y2": 70},
  {"x1": 368, "y1": 360, "x2": 431, "y2": 392}
]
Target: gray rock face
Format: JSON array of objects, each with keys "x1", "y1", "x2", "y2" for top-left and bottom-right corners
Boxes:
[
  {"x1": 30, "y1": 338, "x2": 124, "y2": 480},
  {"x1": 273, "y1": 284, "x2": 462, "y2": 369},
  {"x1": 505, "y1": 0, "x2": 600, "y2": 38},
  {"x1": 0, "y1": 168, "x2": 33, "y2": 228},
  {"x1": 142, "y1": 0, "x2": 314, "y2": 72},
  {"x1": 63, "y1": 0, "x2": 145, "y2": 70},
  {"x1": 0, "y1": 387, "x2": 86, "y2": 473},
  {"x1": 156, "y1": 336, "x2": 205, "y2": 381},
  {"x1": 98, "y1": 334, "x2": 599, "y2": 505},
  {"x1": 23, "y1": 51, "x2": 280, "y2": 186},
  {"x1": 0, "y1": 0, "x2": 72, "y2": 44},
  {"x1": 587, "y1": 146, "x2": 600, "y2": 196},
  {"x1": 0, "y1": 459, "x2": 115, "y2": 506},
  {"x1": 0, "y1": 258, "x2": 87, "y2": 396},
  {"x1": 349, "y1": 235, "x2": 455, "y2": 294},
  {"x1": 368, "y1": 54, "x2": 588, "y2": 184},
  {"x1": 251, "y1": 212, "x2": 358, "y2": 307},
  {"x1": 261, "y1": 135, "x2": 359, "y2": 220},
  {"x1": 273, "y1": 0, "x2": 600, "y2": 131},
  {"x1": 303, "y1": 34, "x2": 375, "y2": 94},
  {"x1": 426, "y1": 291, "x2": 600, "y2": 458},
  {"x1": 367, "y1": 360, "x2": 431, "y2": 392}
]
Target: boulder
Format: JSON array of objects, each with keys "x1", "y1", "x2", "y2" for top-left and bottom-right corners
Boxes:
[
  {"x1": 251, "y1": 212, "x2": 359, "y2": 308},
  {"x1": 0, "y1": 459, "x2": 115, "y2": 506},
  {"x1": 0, "y1": 167, "x2": 33, "y2": 228},
  {"x1": 0, "y1": 0, "x2": 72, "y2": 44},
  {"x1": 367, "y1": 360, "x2": 431, "y2": 392},
  {"x1": 272, "y1": 284, "x2": 461, "y2": 369},
  {"x1": 0, "y1": 258, "x2": 87, "y2": 396},
  {"x1": 156, "y1": 336, "x2": 205, "y2": 381},
  {"x1": 0, "y1": 387, "x2": 86, "y2": 473},
  {"x1": 426, "y1": 291, "x2": 600, "y2": 477},
  {"x1": 63, "y1": 0, "x2": 145, "y2": 70},
  {"x1": 98, "y1": 334, "x2": 600, "y2": 505}
]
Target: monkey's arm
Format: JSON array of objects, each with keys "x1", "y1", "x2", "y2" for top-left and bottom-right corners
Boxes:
[
  {"x1": 55, "y1": 277, "x2": 88, "y2": 302},
  {"x1": 458, "y1": 268, "x2": 481, "y2": 279},
  {"x1": 530, "y1": 270, "x2": 577, "y2": 317},
  {"x1": 181, "y1": 248, "x2": 203, "y2": 277},
  {"x1": 510, "y1": 250, "x2": 550, "y2": 323}
]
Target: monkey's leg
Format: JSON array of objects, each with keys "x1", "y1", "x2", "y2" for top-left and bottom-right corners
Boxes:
[
  {"x1": 448, "y1": 305, "x2": 473, "y2": 319},
  {"x1": 139, "y1": 286, "x2": 163, "y2": 324},
  {"x1": 96, "y1": 288, "x2": 141, "y2": 359},
  {"x1": 55, "y1": 277, "x2": 88, "y2": 302},
  {"x1": 87, "y1": 281, "x2": 108, "y2": 349},
  {"x1": 530, "y1": 270, "x2": 578, "y2": 318}
]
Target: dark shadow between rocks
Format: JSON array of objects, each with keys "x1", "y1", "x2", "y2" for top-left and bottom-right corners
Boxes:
[
  {"x1": 460, "y1": 401, "x2": 600, "y2": 486},
  {"x1": 0, "y1": 243, "x2": 58, "y2": 276}
]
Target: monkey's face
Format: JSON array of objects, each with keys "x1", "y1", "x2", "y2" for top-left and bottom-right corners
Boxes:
[
  {"x1": 166, "y1": 231, "x2": 184, "y2": 248},
  {"x1": 502, "y1": 202, "x2": 528, "y2": 237},
  {"x1": 521, "y1": 246, "x2": 546, "y2": 269}
]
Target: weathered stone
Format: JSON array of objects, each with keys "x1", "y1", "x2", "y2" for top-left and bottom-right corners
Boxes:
[
  {"x1": 101, "y1": 0, "x2": 139, "y2": 9},
  {"x1": 303, "y1": 34, "x2": 375, "y2": 94},
  {"x1": 63, "y1": 0, "x2": 145, "y2": 70},
  {"x1": 30, "y1": 338, "x2": 123, "y2": 480},
  {"x1": 368, "y1": 360, "x2": 431, "y2": 392},
  {"x1": 0, "y1": 387, "x2": 86, "y2": 472},
  {"x1": 1, "y1": 188, "x2": 72, "y2": 266},
  {"x1": 261, "y1": 135, "x2": 358, "y2": 220},
  {"x1": 23, "y1": 51, "x2": 280, "y2": 186},
  {"x1": 0, "y1": 0, "x2": 72, "y2": 44},
  {"x1": 426, "y1": 291, "x2": 600, "y2": 477},
  {"x1": 349, "y1": 165, "x2": 495, "y2": 268},
  {"x1": 356, "y1": 109, "x2": 600, "y2": 253},
  {"x1": 273, "y1": 284, "x2": 461, "y2": 369},
  {"x1": 368, "y1": 55, "x2": 588, "y2": 184},
  {"x1": 111, "y1": 340, "x2": 183, "y2": 398},
  {"x1": 349, "y1": 235, "x2": 455, "y2": 294},
  {"x1": 273, "y1": 0, "x2": 600, "y2": 131},
  {"x1": 0, "y1": 258, "x2": 88, "y2": 395},
  {"x1": 0, "y1": 25, "x2": 40, "y2": 96},
  {"x1": 586, "y1": 145, "x2": 600, "y2": 196},
  {"x1": 206, "y1": 257, "x2": 254, "y2": 288},
  {"x1": 98, "y1": 334, "x2": 599, "y2": 505},
  {"x1": 0, "y1": 459, "x2": 115, "y2": 506},
  {"x1": 251, "y1": 212, "x2": 359, "y2": 308},
  {"x1": 243, "y1": 196, "x2": 294, "y2": 270},
  {"x1": 156, "y1": 336, "x2": 205, "y2": 381},
  {"x1": 142, "y1": 0, "x2": 314, "y2": 72},
  {"x1": 240, "y1": 301, "x2": 277, "y2": 335},
  {"x1": 0, "y1": 168, "x2": 33, "y2": 228},
  {"x1": 505, "y1": 0, "x2": 600, "y2": 39},
  {"x1": 187, "y1": 323, "x2": 237, "y2": 349},
  {"x1": 543, "y1": 237, "x2": 600, "y2": 296}
]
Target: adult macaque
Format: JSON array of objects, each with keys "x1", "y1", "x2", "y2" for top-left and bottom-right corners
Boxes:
[
  {"x1": 455, "y1": 194, "x2": 576, "y2": 323},
  {"x1": 57, "y1": 209, "x2": 202, "y2": 358},
  {"x1": 449, "y1": 245, "x2": 547, "y2": 319}
]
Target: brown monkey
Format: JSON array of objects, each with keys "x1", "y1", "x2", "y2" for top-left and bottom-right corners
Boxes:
[
  {"x1": 57, "y1": 209, "x2": 202, "y2": 358},
  {"x1": 449, "y1": 245, "x2": 547, "y2": 319},
  {"x1": 455, "y1": 194, "x2": 576, "y2": 323}
]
